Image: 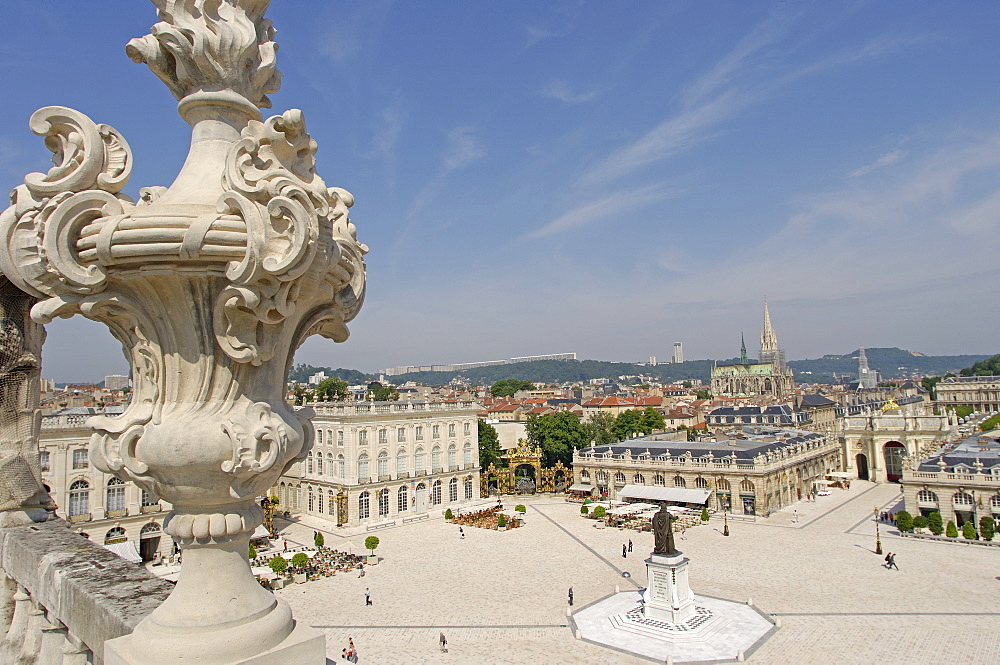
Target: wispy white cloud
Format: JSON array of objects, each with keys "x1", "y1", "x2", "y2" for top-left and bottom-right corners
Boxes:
[
  {"x1": 541, "y1": 79, "x2": 600, "y2": 103},
  {"x1": 369, "y1": 100, "x2": 406, "y2": 193},
  {"x1": 944, "y1": 189, "x2": 1000, "y2": 237},
  {"x1": 526, "y1": 183, "x2": 685, "y2": 240},
  {"x1": 848, "y1": 149, "x2": 907, "y2": 177},
  {"x1": 442, "y1": 126, "x2": 485, "y2": 171}
]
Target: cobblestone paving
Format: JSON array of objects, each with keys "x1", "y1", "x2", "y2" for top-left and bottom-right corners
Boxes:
[{"x1": 275, "y1": 482, "x2": 1000, "y2": 664}]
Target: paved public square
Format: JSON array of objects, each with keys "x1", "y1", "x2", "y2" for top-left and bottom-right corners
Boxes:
[{"x1": 273, "y1": 482, "x2": 1000, "y2": 664}]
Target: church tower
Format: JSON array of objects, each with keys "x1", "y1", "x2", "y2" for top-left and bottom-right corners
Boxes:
[
  {"x1": 758, "y1": 299, "x2": 786, "y2": 373},
  {"x1": 858, "y1": 347, "x2": 877, "y2": 389}
]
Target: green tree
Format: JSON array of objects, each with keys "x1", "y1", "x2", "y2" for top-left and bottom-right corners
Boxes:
[
  {"x1": 248, "y1": 543, "x2": 256, "y2": 559},
  {"x1": 314, "y1": 532, "x2": 324, "y2": 548},
  {"x1": 593, "y1": 505, "x2": 606, "y2": 519},
  {"x1": 586, "y1": 411, "x2": 618, "y2": 446},
  {"x1": 291, "y1": 552, "x2": 309, "y2": 568},
  {"x1": 526, "y1": 412, "x2": 588, "y2": 466},
  {"x1": 612, "y1": 409, "x2": 643, "y2": 441},
  {"x1": 953, "y1": 405, "x2": 974, "y2": 419},
  {"x1": 365, "y1": 535, "x2": 380, "y2": 555},
  {"x1": 979, "y1": 515, "x2": 995, "y2": 541},
  {"x1": 946, "y1": 520, "x2": 958, "y2": 538},
  {"x1": 515, "y1": 504, "x2": 526, "y2": 514},
  {"x1": 639, "y1": 407, "x2": 666, "y2": 434},
  {"x1": 695, "y1": 389, "x2": 711, "y2": 400},
  {"x1": 490, "y1": 379, "x2": 534, "y2": 398},
  {"x1": 921, "y1": 376, "x2": 943, "y2": 398},
  {"x1": 960, "y1": 353, "x2": 1000, "y2": 377},
  {"x1": 928, "y1": 512, "x2": 944, "y2": 535},
  {"x1": 314, "y1": 377, "x2": 350, "y2": 402},
  {"x1": 962, "y1": 521, "x2": 978, "y2": 539},
  {"x1": 268, "y1": 556, "x2": 287, "y2": 575},
  {"x1": 478, "y1": 420, "x2": 502, "y2": 469},
  {"x1": 894, "y1": 510, "x2": 913, "y2": 533},
  {"x1": 700, "y1": 507, "x2": 710, "y2": 521},
  {"x1": 497, "y1": 514, "x2": 507, "y2": 528},
  {"x1": 444, "y1": 508, "x2": 453, "y2": 520},
  {"x1": 979, "y1": 414, "x2": 1000, "y2": 432},
  {"x1": 682, "y1": 381, "x2": 692, "y2": 389},
  {"x1": 912, "y1": 515, "x2": 928, "y2": 530},
  {"x1": 580, "y1": 505, "x2": 589, "y2": 515},
  {"x1": 367, "y1": 382, "x2": 399, "y2": 401}
]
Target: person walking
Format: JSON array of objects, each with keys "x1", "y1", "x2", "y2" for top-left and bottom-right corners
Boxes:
[
  {"x1": 358, "y1": 563, "x2": 365, "y2": 577},
  {"x1": 568, "y1": 586, "x2": 574, "y2": 606},
  {"x1": 622, "y1": 544, "x2": 627, "y2": 558},
  {"x1": 887, "y1": 553, "x2": 898, "y2": 570},
  {"x1": 439, "y1": 632, "x2": 448, "y2": 653},
  {"x1": 627, "y1": 539, "x2": 633, "y2": 553},
  {"x1": 883, "y1": 552, "x2": 891, "y2": 569},
  {"x1": 365, "y1": 588, "x2": 372, "y2": 606},
  {"x1": 459, "y1": 526, "x2": 464, "y2": 539}
]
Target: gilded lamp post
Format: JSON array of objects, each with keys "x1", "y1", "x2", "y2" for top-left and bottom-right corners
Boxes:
[
  {"x1": 874, "y1": 505, "x2": 882, "y2": 555},
  {"x1": 0, "y1": 1, "x2": 366, "y2": 663}
]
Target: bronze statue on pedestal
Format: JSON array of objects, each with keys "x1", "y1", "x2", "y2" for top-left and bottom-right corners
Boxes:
[{"x1": 652, "y1": 504, "x2": 678, "y2": 556}]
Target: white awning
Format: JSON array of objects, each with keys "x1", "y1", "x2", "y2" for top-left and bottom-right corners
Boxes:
[
  {"x1": 251, "y1": 525, "x2": 271, "y2": 540},
  {"x1": 608, "y1": 502, "x2": 657, "y2": 515},
  {"x1": 827, "y1": 472, "x2": 852, "y2": 478},
  {"x1": 617, "y1": 485, "x2": 711, "y2": 505},
  {"x1": 567, "y1": 484, "x2": 593, "y2": 492},
  {"x1": 103, "y1": 540, "x2": 141, "y2": 564}
]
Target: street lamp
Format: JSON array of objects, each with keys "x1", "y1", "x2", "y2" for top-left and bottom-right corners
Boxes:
[
  {"x1": 723, "y1": 509, "x2": 730, "y2": 537},
  {"x1": 873, "y1": 505, "x2": 882, "y2": 555}
]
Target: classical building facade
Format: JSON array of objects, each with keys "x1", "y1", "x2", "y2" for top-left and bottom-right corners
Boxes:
[
  {"x1": 572, "y1": 426, "x2": 840, "y2": 517},
  {"x1": 274, "y1": 400, "x2": 481, "y2": 527},
  {"x1": 40, "y1": 412, "x2": 172, "y2": 561},
  {"x1": 935, "y1": 375, "x2": 1000, "y2": 413},
  {"x1": 841, "y1": 397, "x2": 952, "y2": 483},
  {"x1": 901, "y1": 429, "x2": 1000, "y2": 527}
]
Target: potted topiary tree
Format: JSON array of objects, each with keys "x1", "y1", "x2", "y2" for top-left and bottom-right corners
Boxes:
[
  {"x1": 314, "y1": 532, "x2": 325, "y2": 549},
  {"x1": 248, "y1": 543, "x2": 257, "y2": 559},
  {"x1": 962, "y1": 521, "x2": 978, "y2": 540},
  {"x1": 928, "y1": 512, "x2": 944, "y2": 536},
  {"x1": 912, "y1": 515, "x2": 928, "y2": 533},
  {"x1": 497, "y1": 514, "x2": 507, "y2": 529},
  {"x1": 444, "y1": 508, "x2": 454, "y2": 520},
  {"x1": 268, "y1": 555, "x2": 287, "y2": 589},
  {"x1": 593, "y1": 506, "x2": 607, "y2": 519},
  {"x1": 700, "y1": 507, "x2": 710, "y2": 522},
  {"x1": 979, "y1": 516, "x2": 996, "y2": 542},
  {"x1": 291, "y1": 552, "x2": 309, "y2": 583},
  {"x1": 946, "y1": 520, "x2": 959, "y2": 538},
  {"x1": 894, "y1": 510, "x2": 913, "y2": 533},
  {"x1": 580, "y1": 505, "x2": 589, "y2": 516},
  {"x1": 365, "y1": 536, "x2": 380, "y2": 564}
]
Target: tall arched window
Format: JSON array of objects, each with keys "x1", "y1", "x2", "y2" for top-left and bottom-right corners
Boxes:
[
  {"x1": 414, "y1": 448, "x2": 425, "y2": 472},
  {"x1": 357, "y1": 453, "x2": 369, "y2": 481},
  {"x1": 448, "y1": 445, "x2": 457, "y2": 468},
  {"x1": 398, "y1": 485, "x2": 408, "y2": 512},
  {"x1": 464, "y1": 476, "x2": 473, "y2": 500},
  {"x1": 673, "y1": 475, "x2": 686, "y2": 488},
  {"x1": 316, "y1": 454, "x2": 324, "y2": 476},
  {"x1": 377, "y1": 451, "x2": 389, "y2": 477},
  {"x1": 917, "y1": 489, "x2": 938, "y2": 503},
  {"x1": 104, "y1": 527, "x2": 127, "y2": 544},
  {"x1": 449, "y1": 477, "x2": 458, "y2": 502},
  {"x1": 717, "y1": 478, "x2": 731, "y2": 491},
  {"x1": 378, "y1": 488, "x2": 390, "y2": 516},
  {"x1": 991, "y1": 494, "x2": 1000, "y2": 510},
  {"x1": 653, "y1": 474, "x2": 665, "y2": 486},
  {"x1": 633, "y1": 473, "x2": 645, "y2": 485},
  {"x1": 740, "y1": 479, "x2": 755, "y2": 492},
  {"x1": 327, "y1": 452, "x2": 334, "y2": 476},
  {"x1": 318, "y1": 487, "x2": 325, "y2": 513},
  {"x1": 695, "y1": 477, "x2": 708, "y2": 489},
  {"x1": 431, "y1": 446, "x2": 441, "y2": 470},
  {"x1": 358, "y1": 491, "x2": 370, "y2": 519},
  {"x1": 106, "y1": 478, "x2": 126, "y2": 513},
  {"x1": 954, "y1": 492, "x2": 973, "y2": 506},
  {"x1": 307, "y1": 453, "x2": 313, "y2": 475},
  {"x1": 396, "y1": 449, "x2": 407, "y2": 475},
  {"x1": 614, "y1": 472, "x2": 626, "y2": 484},
  {"x1": 463, "y1": 442, "x2": 472, "y2": 466},
  {"x1": 308, "y1": 487, "x2": 314, "y2": 512},
  {"x1": 317, "y1": 429, "x2": 323, "y2": 445},
  {"x1": 581, "y1": 469, "x2": 591, "y2": 481},
  {"x1": 69, "y1": 480, "x2": 90, "y2": 517},
  {"x1": 431, "y1": 480, "x2": 442, "y2": 505},
  {"x1": 337, "y1": 454, "x2": 345, "y2": 478}
]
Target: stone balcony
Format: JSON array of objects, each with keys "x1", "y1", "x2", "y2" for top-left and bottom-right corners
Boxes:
[{"x1": 0, "y1": 519, "x2": 172, "y2": 662}]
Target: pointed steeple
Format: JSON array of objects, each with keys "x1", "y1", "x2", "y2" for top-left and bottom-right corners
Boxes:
[
  {"x1": 760, "y1": 298, "x2": 778, "y2": 352},
  {"x1": 740, "y1": 333, "x2": 748, "y2": 364}
]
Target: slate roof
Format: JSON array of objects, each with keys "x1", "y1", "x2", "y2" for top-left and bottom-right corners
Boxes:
[
  {"x1": 918, "y1": 429, "x2": 1000, "y2": 472},
  {"x1": 579, "y1": 426, "x2": 824, "y2": 462}
]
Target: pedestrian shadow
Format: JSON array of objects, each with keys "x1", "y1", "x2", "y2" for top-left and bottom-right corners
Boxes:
[{"x1": 853, "y1": 544, "x2": 879, "y2": 554}]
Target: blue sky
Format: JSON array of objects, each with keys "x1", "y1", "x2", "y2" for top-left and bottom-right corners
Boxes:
[{"x1": 2, "y1": 1, "x2": 999, "y2": 381}]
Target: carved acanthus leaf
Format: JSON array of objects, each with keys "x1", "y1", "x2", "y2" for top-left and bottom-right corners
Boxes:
[
  {"x1": 126, "y1": 0, "x2": 281, "y2": 108},
  {"x1": 222, "y1": 401, "x2": 299, "y2": 499}
]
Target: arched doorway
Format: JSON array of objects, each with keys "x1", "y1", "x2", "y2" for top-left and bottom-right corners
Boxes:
[
  {"x1": 139, "y1": 522, "x2": 162, "y2": 561},
  {"x1": 856, "y1": 453, "x2": 869, "y2": 481},
  {"x1": 415, "y1": 482, "x2": 428, "y2": 514},
  {"x1": 883, "y1": 442, "x2": 904, "y2": 482},
  {"x1": 514, "y1": 464, "x2": 536, "y2": 494}
]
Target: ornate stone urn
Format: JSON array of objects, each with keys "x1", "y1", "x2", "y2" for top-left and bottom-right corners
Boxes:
[{"x1": 0, "y1": 1, "x2": 366, "y2": 662}]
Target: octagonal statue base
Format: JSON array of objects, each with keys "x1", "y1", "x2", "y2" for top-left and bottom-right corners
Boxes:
[{"x1": 104, "y1": 615, "x2": 326, "y2": 665}]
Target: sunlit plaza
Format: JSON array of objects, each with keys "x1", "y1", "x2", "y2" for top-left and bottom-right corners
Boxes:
[{"x1": 270, "y1": 483, "x2": 1000, "y2": 664}]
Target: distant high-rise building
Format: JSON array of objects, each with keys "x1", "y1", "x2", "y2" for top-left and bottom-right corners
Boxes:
[
  {"x1": 858, "y1": 347, "x2": 877, "y2": 389},
  {"x1": 649, "y1": 356, "x2": 657, "y2": 366},
  {"x1": 104, "y1": 374, "x2": 130, "y2": 391},
  {"x1": 673, "y1": 342, "x2": 683, "y2": 364}
]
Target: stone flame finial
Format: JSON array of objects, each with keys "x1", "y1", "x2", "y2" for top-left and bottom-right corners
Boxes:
[{"x1": 127, "y1": 0, "x2": 282, "y2": 108}]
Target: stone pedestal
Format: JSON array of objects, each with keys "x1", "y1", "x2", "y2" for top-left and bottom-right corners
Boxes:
[{"x1": 642, "y1": 552, "x2": 695, "y2": 623}]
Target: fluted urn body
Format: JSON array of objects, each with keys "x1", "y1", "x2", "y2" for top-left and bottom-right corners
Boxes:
[{"x1": 0, "y1": 2, "x2": 366, "y2": 662}]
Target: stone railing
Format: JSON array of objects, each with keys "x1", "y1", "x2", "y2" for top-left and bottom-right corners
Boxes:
[
  {"x1": 310, "y1": 400, "x2": 479, "y2": 417},
  {"x1": 574, "y1": 440, "x2": 837, "y2": 473},
  {"x1": 0, "y1": 519, "x2": 172, "y2": 663},
  {"x1": 40, "y1": 415, "x2": 91, "y2": 430},
  {"x1": 903, "y1": 469, "x2": 1000, "y2": 486}
]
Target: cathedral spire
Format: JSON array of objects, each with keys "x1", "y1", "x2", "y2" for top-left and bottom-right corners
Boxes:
[
  {"x1": 760, "y1": 298, "x2": 778, "y2": 352},
  {"x1": 740, "y1": 333, "x2": 748, "y2": 364}
]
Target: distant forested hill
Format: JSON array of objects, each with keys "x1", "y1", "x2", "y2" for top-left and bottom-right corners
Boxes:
[
  {"x1": 789, "y1": 348, "x2": 991, "y2": 382},
  {"x1": 288, "y1": 349, "x2": 992, "y2": 388}
]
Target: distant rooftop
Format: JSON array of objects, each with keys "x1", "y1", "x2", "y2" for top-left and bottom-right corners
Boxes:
[{"x1": 919, "y1": 429, "x2": 1000, "y2": 472}]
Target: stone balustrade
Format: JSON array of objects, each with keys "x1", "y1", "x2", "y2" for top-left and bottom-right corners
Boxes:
[
  {"x1": 40, "y1": 415, "x2": 91, "y2": 430},
  {"x1": 310, "y1": 401, "x2": 479, "y2": 417},
  {"x1": 574, "y1": 438, "x2": 837, "y2": 473},
  {"x1": 905, "y1": 469, "x2": 1000, "y2": 486},
  {"x1": 0, "y1": 519, "x2": 172, "y2": 664}
]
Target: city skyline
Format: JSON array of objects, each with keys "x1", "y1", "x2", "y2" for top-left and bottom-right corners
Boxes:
[{"x1": 3, "y1": 2, "x2": 998, "y2": 381}]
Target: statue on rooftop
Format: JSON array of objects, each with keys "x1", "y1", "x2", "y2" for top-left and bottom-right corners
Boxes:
[{"x1": 652, "y1": 504, "x2": 677, "y2": 556}]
